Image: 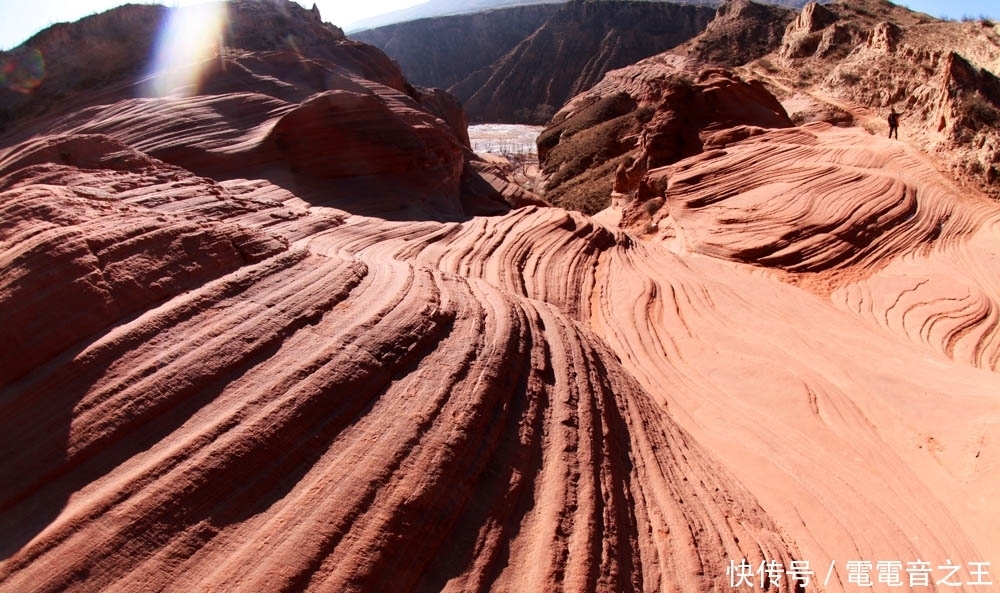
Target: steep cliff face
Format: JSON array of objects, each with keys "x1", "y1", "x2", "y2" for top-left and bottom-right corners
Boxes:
[
  {"x1": 458, "y1": 1, "x2": 717, "y2": 123},
  {"x1": 351, "y1": 5, "x2": 560, "y2": 90}
]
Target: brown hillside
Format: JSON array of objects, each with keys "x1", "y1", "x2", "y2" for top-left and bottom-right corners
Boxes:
[
  {"x1": 744, "y1": 0, "x2": 1000, "y2": 199},
  {"x1": 538, "y1": 64, "x2": 792, "y2": 213},
  {"x1": 350, "y1": 5, "x2": 560, "y2": 90},
  {"x1": 458, "y1": 0, "x2": 716, "y2": 122},
  {"x1": 672, "y1": 0, "x2": 796, "y2": 66}
]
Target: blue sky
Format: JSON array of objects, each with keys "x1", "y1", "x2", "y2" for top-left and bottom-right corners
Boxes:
[
  {"x1": 0, "y1": 0, "x2": 996, "y2": 51},
  {"x1": 900, "y1": 0, "x2": 997, "y2": 20}
]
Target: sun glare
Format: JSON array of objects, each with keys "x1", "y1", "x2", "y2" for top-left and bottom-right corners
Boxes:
[{"x1": 143, "y1": 2, "x2": 227, "y2": 98}]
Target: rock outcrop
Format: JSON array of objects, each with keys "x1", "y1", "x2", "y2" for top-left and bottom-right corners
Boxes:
[
  {"x1": 933, "y1": 52, "x2": 1000, "y2": 186},
  {"x1": 673, "y1": 0, "x2": 797, "y2": 67},
  {"x1": 537, "y1": 62, "x2": 792, "y2": 213},
  {"x1": 269, "y1": 89, "x2": 463, "y2": 196}
]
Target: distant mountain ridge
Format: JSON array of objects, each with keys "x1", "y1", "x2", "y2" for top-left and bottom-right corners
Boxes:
[
  {"x1": 347, "y1": 0, "x2": 563, "y2": 31},
  {"x1": 347, "y1": 0, "x2": 813, "y2": 32},
  {"x1": 459, "y1": 1, "x2": 717, "y2": 122},
  {"x1": 356, "y1": 1, "x2": 719, "y2": 122},
  {"x1": 352, "y1": 5, "x2": 560, "y2": 90}
]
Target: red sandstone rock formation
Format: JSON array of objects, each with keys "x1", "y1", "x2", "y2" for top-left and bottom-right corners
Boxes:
[
  {"x1": 538, "y1": 63, "x2": 792, "y2": 214},
  {"x1": 0, "y1": 130, "x2": 799, "y2": 593},
  {"x1": 5, "y1": 118, "x2": 1000, "y2": 592},
  {"x1": 3, "y1": 1, "x2": 1000, "y2": 592}
]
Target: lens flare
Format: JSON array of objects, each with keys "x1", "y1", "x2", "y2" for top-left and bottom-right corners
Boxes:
[
  {"x1": 1, "y1": 48, "x2": 45, "y2": 94},
  {"x1": 143, "y1": 2, "x2": 228, "y2": 97}
]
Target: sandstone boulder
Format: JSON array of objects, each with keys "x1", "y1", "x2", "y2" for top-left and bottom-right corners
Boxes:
[{"x1": 269, "y1": 89, "x2": 464, "y2": 201}]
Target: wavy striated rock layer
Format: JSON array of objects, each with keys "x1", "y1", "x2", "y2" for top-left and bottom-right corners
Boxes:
[
  {"x1": 605, "y1": 123, "x2": 1000, "y2": 586},
  {"x1": 0, "y1": 154, "x2": 798, "y2": 592},
  {"x1": 3, "y1": 2, "x2": 1000, "y2": 592},
  {"x1": 302, "y1": 128, "x2": 1000, "y2": 587},
  {"x1": 639, "y1": 124, "x2": 990, "y2": 272},
  {"x1": 3, "y1": 116, "x2": 1000, "y2": 591}
]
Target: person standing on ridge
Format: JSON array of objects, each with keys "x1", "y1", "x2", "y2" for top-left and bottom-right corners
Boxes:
[{"x1": 887, "y1": 108, "x2": 901, "y2": 139}]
